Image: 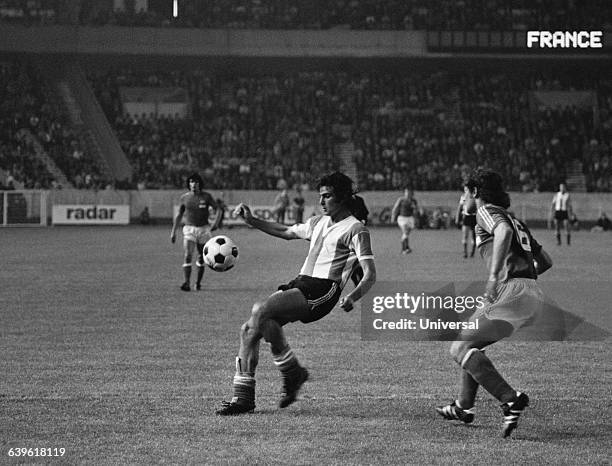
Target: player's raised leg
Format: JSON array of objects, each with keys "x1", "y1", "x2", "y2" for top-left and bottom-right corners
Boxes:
[{"x1": 217, "y1": 289, "x2": 310, "y2": 415}]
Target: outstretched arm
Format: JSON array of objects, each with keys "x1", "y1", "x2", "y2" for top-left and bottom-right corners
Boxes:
[{"x1": 234, "y1": 203, "x2": 299, "y2": 240}]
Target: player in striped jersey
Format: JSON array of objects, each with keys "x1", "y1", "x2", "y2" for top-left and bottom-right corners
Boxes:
[
  {"x1": 551, "y1": 183, "x2": 572, "y2": 246},
  {"x1": 216, "y1": 172, "x2": 377, "y2": 415},
  {"x1": 436, "y1": 168, "x2": 553, "y2": 437},
  {"x1": 455, "y1": 184, "x2": 477, "y2": 258}
]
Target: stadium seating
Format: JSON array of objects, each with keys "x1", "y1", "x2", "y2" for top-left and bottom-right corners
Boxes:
[
  {"x1": 88, "y1": 67, "x2": 612, "y2": 192},
  {"x1": 1, "y1": 61, "x2": 112, "y2": 189},
  {"x1": 3, "y1": 1, "x2": 611, "y2": 31}
]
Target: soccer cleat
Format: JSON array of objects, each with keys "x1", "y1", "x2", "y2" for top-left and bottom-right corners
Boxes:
[
  {"x1": 501, "y1": 392, "x2": 529, "y2": 438},
  {"x1": 195, "y1": 283, "x2": 202, "y2": 291},
  {"x1": 180, "y1": 282, "x2": 190, "y2": 292},
  {"x1": 215, "y1": 400, "x2": 255, "y2": 416},
  {"x1": 435, "y1": 401, "x2": 475, "y2": 424},
  {"x1": 279, "y1": 367, "x2": 309, "y2": 408}
]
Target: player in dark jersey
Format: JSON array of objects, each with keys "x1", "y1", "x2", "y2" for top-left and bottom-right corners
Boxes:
[
  {"x1": 171, "y1": 173, "x2": 220, "y2": 291},
  {"x1": 436, "y1": 168, "x2": 553, "y2": 438},
  {"x1": 391, "y1": 188, "x2": 418, "y2": 253},
  {"x1": 456, "y1": 184, "x2": 477, "y2": 258}
]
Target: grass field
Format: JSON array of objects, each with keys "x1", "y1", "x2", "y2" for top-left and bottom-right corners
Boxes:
[{"x1": 1, "y1": 225, "x2": 611, "y2": 464}]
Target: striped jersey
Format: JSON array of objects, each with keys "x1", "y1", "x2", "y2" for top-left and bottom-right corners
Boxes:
[
  {"x1": 552, "y1": 191, "x2": 570, "y2": 211},
  {"x1": 476, "y1": 204, "x2": 542, "y2": 280},
  {"x1": 288, "y1": 215, "x2": 374, "y2": 290}
]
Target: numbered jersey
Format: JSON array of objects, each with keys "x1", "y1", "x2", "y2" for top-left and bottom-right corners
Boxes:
[{"x1": 475, "y1": 204, "x2": 541, "y2": 280}]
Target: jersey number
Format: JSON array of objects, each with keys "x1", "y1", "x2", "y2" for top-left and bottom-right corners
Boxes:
[{"x1": 511, "y1": 219, "x2": 532, "y2": 252}]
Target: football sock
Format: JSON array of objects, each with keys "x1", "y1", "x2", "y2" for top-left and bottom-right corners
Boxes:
[
  {"x1": 567, "y1": 234, "x2": 571, "y2": 245},
  {"x1": 461, "y1": 349, "x2": 516, "y2": 404},
  {"x1": 470, "y1": 243, "x2": 476, "y2": 257},
  {"x1": 232, "y1": 357, "x2": 255, "y2": 405},
  {"x1": 196, "y1": 262, "x2": 205, "y2": 286},
  {"x1": 458, "y1": 368, "x2": 479, "y2": 410},
  {"x1": 463, "y1": 244, "x2": 468, "y2": 256},
  {"x1": 556, "y1": 233, "x2": 561, "y2": 245},
  {"x1": 272, "y1": 347, "x2": 301, "y2": 378},
  {"x1": 182, "y1": 262, "x2": 192, "y2": 283}
]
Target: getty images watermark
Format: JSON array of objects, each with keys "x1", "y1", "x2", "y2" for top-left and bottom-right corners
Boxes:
[
  {"x1": 361, "y1": 281, "x2": 610, "y2": 342},
  {"x1": 527, "y1": 31, "x2": 603, "y2": 49}
]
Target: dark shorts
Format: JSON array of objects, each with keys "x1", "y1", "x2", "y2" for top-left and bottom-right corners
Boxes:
[
  {"x1": 462, "y1": 214, "x2": 476, "y2": 228},
  {"x1": 278, "y1": 275, "x2": 341, "y2": 323},
  {"x1": 555, "y1": 210, "x2": 568, "y2": 221}
]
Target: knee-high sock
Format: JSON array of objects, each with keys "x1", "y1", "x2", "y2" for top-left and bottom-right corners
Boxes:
[
  {"x1": 458, "y1": 369, "x2": 479, "y2": 409},
  {"x1": 461, "y1": 349, "x2": 516, "y2": 404},
  {"x1": 196, "y1": 263, "x2": 205, "y2": 285},
  {"x1": 182, "y1": 263, "x2": 191, "y2": 283},
  {"x1": 272, "y1": 347, "x2": 301, "y2": 379},
  {"x1": 232, "y1": 357, "x2": 255, "y2": 405}
]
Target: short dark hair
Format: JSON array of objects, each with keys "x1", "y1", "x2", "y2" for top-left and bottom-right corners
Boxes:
[
  {"x1": 187, "y1": 173, "x2": 204, "y2": 189},
  {"x1": 466, "y1": 168, "x2": 510, "y2": 208},
  {"x1": 317, "y1": 172, "x2": 354, "y2": 205}
]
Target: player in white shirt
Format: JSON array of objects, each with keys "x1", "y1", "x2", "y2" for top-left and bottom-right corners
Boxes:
[
  {"x1": 216, "y1": 172, "x2": 377, "y2": 415},
  {"x1": 551, "y1": 183, "x2": 572, "y2": 245}
]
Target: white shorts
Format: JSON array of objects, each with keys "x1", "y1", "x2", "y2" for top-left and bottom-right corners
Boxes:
[
  {"x1": 475, "y1": 278, "x2": 544, "y2": 330},
  {"x1": 182, "y1": 225, "x2": 212, "y2": 244},
  {"x1": 397, "y1": 215, "x2": 415, "y2": 231}
]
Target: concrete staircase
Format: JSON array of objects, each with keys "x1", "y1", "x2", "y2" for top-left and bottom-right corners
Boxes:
[
  {"x1": 566, "y1": 159, "x2": 587, "y2": 192},
  {"x1": 18, "y1": 129, "x2": 72, "y2": 188},
  {"x1": 44, "y1": 60, "x2": 131, "y2": 183}
]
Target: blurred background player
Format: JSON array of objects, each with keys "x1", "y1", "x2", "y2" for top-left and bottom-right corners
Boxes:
[
  {"x1": 216, "y1": 172, "x2": 376, "y2": 415},
  {"x1": 551, "y1": 183, "x2": 572, "y2": 246},
  {"x1": 170, "y1": 173, "x2": 220, "y2": 291},
  {"x1": 292, "y1": 187, "x2": 305, "y2": 224},
  {"x1": 391, "y1": 187, "x2": 418, "y2": 254},
  {"x1": 436, "y1": 168, "x2": 552, "y2": 438},
  {"x1": 273, "y1": 188, "x2": 290, "y2": 224},
  {"x1": 456, "y1": 184, "x2": 477, "y2": 258}
]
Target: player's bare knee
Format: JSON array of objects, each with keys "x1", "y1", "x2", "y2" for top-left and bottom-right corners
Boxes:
[
  {"x1": 450, "y1": 340, "x2": 472, "y2": 364},
  {"x1": 251, "y1": 300, "x2": 270, "y2": 321}
]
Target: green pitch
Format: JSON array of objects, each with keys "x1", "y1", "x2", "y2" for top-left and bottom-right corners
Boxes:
[{"x1": 1, "y1": 226, "x2": 610, "y2": 464}]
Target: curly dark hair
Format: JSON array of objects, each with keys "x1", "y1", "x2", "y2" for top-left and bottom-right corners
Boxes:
[
  {"x1": 466, "y1": 168, "x2": 510, "y2": 209},
  {"x1": 317, "y1": 172, "x2": 355, "y2": 205},
  {"x1": 186, "y1": 172, "x2": 204, "y2": 189}
]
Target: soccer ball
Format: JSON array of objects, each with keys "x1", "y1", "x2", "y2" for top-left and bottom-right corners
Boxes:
[{"x1": 203, "y1": 235, "x2": 239, "y2": 272}]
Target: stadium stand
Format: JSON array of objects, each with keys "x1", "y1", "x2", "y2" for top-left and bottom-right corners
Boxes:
[
  {"x1": 87, "y1": 66, "x2": 612, "y2": 192},
  {"x1": 2, "y1": 1, "x2": 611, "y2": 31},
  {"x1": 1, "y1": 60, "x2": 112, "y2": 189}
]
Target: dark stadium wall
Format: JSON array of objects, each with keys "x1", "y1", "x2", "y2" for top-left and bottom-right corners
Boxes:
[{"x1": 44, "y1": 190, "x2": 612, "y2": 227}]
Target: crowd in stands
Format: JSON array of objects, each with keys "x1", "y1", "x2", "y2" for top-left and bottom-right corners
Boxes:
[
  {"x1": 2, "y1": 58, "x2": 612, "y2": 193},
  {"x1": 88, "y1": 66, "x2": 612, "y2": 192},
  {"x1": 0, "y1": 60, "x2": 111, "y2": 190},
  {"x1": 3, "y1": 0, "x2": 611, "y2": 31}
]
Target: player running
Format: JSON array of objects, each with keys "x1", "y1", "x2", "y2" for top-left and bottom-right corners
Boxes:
[
  {"x1": 436, "y1": 168, "x2": 553, "y2": 438},
  {"x1": 455, "y1": 184, "x2": 477, "y2": 258},
  {"x1": 171, "y1": 173, "x2": 220, "y2": 291},
  {"x1": 551, "y1": 183, "x2": 572, "y2": 246},
  {"x1": 216, "y1": 172, "x2": 377, "y2": 415},
  {"x1": 391, "y1": 188, "x2": 418, "y2": 254}
]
